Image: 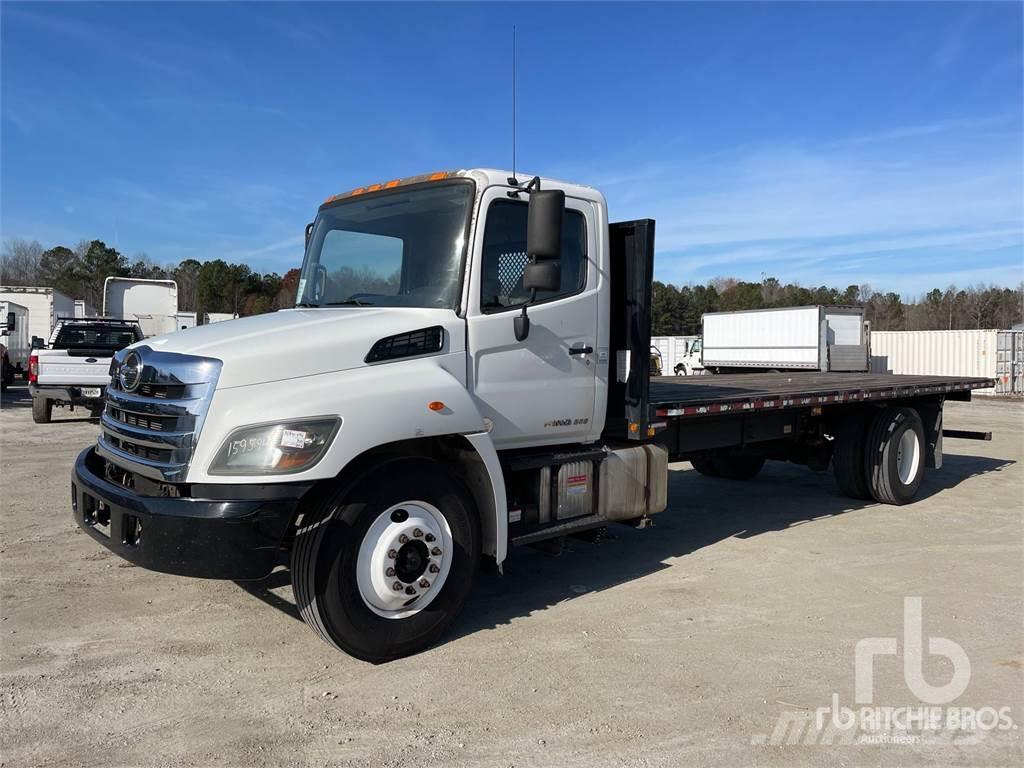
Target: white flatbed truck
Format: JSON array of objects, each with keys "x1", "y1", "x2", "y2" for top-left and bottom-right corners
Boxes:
[{"x1": 71, "y1": 169, "x2": 993, "y2": 661}]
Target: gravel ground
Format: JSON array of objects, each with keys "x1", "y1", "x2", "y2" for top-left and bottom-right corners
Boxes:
[{"x1": 1, "y1": 382, "x2": 1021, "y2": 767}]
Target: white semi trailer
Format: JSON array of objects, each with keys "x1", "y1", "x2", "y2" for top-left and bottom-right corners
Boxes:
[
  {"x1": 71, "y1": 169, "x2": 992, "y2": 662},
  {"x1": 102, "y1": 277, "x2": 179, "y2": 338},
  {"x1": 700, "y1": 305, "x2": 870, "y2": 374}
]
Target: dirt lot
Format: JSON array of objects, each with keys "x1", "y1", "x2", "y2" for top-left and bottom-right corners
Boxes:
[{"x1": 1, "y1": 382, "x2": 1021, "y2": 767}]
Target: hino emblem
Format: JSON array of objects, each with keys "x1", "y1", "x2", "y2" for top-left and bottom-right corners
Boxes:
[{"x1": 119, "y1": 351, "x2": 143, "y2": 392}]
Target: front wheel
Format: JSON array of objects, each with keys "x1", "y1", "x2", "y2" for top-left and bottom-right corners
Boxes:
[{"x1": 292, "y1": 458, "x2": 480, "y2": 662}]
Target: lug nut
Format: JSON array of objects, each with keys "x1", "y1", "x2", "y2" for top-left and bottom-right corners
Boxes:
[
  {"x1": 386, "y1": 567, "x2": 396, "y2": 577},
  {"x1": 387, "y1": 549, "x2": 397, "y2": 559},
  {"x1": 413, "y1": 528, "x2": 423, "y2": 538},
  {"x1": 429, "y1": 564, "x2": 439, "y2": 573},
  {"x1": 405, "y1": 586, "x2": 416, "y2": 595},
  {"x1": 399, "y1": 534, "x2": 409, "y2": 544},
  {"x1": 392, "y1": 581, "x2": 403, "y2": 591},
  {"x1": 431, "y1": 546, "x2": 442, "y2": 556},
  {"x1": 419, "y1": 579, "x2": 430, "y2": 589},
  {"x1": 425, "y1": 533, "x2": 435, "y2": 542}
]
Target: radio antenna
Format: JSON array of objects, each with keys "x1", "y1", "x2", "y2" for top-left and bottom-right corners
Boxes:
[{"x1": 511, "y1": 25, "x2": 517, "y2": 185}]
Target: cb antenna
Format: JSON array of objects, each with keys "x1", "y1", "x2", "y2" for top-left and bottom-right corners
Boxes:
[{"x1": 510, "y1": 25, "x2": 518, "y2": 186}]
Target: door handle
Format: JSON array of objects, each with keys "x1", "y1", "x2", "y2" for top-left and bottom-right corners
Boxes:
[{"x1": 568, "y1": 345, "x2": 593, "y2": 356}]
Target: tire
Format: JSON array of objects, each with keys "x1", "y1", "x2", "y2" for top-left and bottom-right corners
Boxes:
[
  {"x1": 675, "y1": 365, "x2": 687, "y2": 376},
  {"x1": 32, "y1": 397, "x2": 52, "y2": 424},
  {"x1": 690, "y1": 456, "x2": 719, "y2": 476},
  {"x1": 0, "y1": 359, "x2": 8, "y2": 391},
  {"x1": 833, "y1": 409, "x2": 871, "y2": 499},
  {"x1": 864, "y1": 406, "x2": 925, "y2": 505},
  {"x1": 292, "y1": 458, "x2": 480, "y2": 662},
  {"x1": 711, "y1": 455, "x2": 766, "y2": 480}
]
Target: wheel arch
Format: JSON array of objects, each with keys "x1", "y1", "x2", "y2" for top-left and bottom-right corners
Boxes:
[{"x1": 306, "y1": 432, "x2": 508, "y2": 566}]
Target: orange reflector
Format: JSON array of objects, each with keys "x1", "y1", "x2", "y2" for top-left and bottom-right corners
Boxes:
[
  {"x1": 429, "y1": 172, "x2": 448, "y2": 181},
  {"x1": 428, "y1": 401, "x2": 446, "y2": 412},
  {"x1": 629, "y1": 422, "x2": 639, "y2": 433}
]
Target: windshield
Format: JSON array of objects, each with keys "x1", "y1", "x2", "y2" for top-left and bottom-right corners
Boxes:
[{"x1": 297, "y1": 180, "x2": 474, "y2": 309}]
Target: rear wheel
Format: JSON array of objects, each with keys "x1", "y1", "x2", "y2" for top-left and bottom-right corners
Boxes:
[
  {"x1": 712, "y1": 455, "x2": 766, "y2": 480},
  {"x1": 0, "y1": 359, "x2": 8, "y2": 391},
  {"x1": 292, "y1": 458, "x2": 480, "y2": 662},
  {"x1": 864, "y1": 406, "x2": 925, "y2": 505},
  {"x1": 32, "y1": 397, "x2": 52, "y2": 424},
  {"x1": 833, "y1": 409, "x2": 871, "y2": 499},
  {"x1": 690, "y1": 456, "x2": 719, "y2": 476}
]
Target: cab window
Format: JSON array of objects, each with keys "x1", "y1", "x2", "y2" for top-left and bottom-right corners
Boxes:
[{"x1": 480, "y1": 200, "x2": 587, "y2": 311}]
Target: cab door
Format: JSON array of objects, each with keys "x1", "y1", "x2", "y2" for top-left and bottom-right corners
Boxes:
[{"x1": 466, "y1": 186, "x2": 599, "y2": 449}]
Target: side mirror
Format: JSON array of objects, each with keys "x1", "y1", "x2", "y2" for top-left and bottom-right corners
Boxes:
[
  {"x1": 526, "y1": 189, "x2": 564, "y2": 260},
  {"x1": 522, "y1": 260, "x2": 560, "y2": 293},
  {"x1": 304, "y1": 222, "x2": 314, "y2": 250},
  {"x1": 6, "y1": 312, "x2": 15, "y2": 331}
]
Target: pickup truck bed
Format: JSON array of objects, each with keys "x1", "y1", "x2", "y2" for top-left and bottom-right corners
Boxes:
[{"x1": 650, "y1": 372, "x2": 994, "y2": 418}]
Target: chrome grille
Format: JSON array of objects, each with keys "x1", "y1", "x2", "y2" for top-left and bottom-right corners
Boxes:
[{"x1": 97, "y1": 346, "x2": 222, "y2": 482}]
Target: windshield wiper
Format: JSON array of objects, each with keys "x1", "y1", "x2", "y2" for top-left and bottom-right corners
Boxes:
[
  {"x1": 294, "y1": 302, "x2": 316, "y2": 308},
  {"x1": 325, "y1": 298, "x2": 374, "y2": 306}
]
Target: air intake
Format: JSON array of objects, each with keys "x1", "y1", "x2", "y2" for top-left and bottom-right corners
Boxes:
[{"x1": 365, "y1": 326, "x2": 444, "y2": 364}]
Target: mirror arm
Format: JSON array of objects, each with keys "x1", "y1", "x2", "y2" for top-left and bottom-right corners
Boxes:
[{"x1": 514, "y1": 288, "x2": 536, "y2": 342}]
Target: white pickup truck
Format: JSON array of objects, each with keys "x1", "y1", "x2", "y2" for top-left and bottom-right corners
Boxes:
[
  {"x1": 70, "y1": 169, "x2": 993, "y2": 662},
  {"x1": 29, "y1": 318, "x2": 143, "y2": 423}
]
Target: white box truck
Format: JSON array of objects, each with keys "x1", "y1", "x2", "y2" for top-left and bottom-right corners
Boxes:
[
  {"x1": 1, "y1": 300, "x2": 30, "y2": 385},
  {"x1": 102, "y1": 277, "x2": 178, "y2": 338},
  {"x1": 70, "y1": 169, "x2": 992, "y2": 661},
  {"x1": 0, "y1": 286, "x2": 76, "y2": 347},
  {"x1": 701, "y1": 305, "x2": 870, "y2": 374}
]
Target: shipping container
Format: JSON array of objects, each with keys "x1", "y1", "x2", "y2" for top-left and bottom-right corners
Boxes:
[
  {"x1": 995, "y1": 330, "x2": 1024, "y2": 396},
  {"x1": 867, "y1": 329, "x2": 1021, "y2": 395}
]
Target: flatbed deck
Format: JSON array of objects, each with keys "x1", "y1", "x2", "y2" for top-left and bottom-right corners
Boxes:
[{"x1": 650, "y1": 372, "x2": 994, "y2": 419}]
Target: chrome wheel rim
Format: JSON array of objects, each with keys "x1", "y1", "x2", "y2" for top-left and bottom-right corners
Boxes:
[
  {"x1": 896, "y1": 429, "x2": 921, "y2": 485},
  {"x1": 355, "y1": 501, "x2": 452, "y2": 619}
]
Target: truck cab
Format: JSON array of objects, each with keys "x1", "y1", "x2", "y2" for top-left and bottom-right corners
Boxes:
[{"x1": 70, "y1": 168, "x2": 992, "y2": 662}]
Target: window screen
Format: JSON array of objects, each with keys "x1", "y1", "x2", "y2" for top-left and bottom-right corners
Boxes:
[{"x1": 480, "y1": 200, "x2": 587, "y2": 310}]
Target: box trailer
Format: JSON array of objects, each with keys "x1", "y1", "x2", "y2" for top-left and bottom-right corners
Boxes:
[
  {"x1": 0, "y1": 286, "x2": 76, "y2": 346},
  {"x1": 203, "y1": 312, "x2": 237, "y2": 325},
  {"x1": 71, "y1": 169, "x2": 992, "y2": 662},
  {"x1": 74, "y1": 300, "x2": 98, "y2": 319},
  {"x1": 701, "y1": 305, "x2": 869, "y2": 373},
  {"x1": 102, "y1": 278, "x2": 179, "y2": 338},
  {"x1": 1, "y1": 300, "x2": 31, "y2": 374}
]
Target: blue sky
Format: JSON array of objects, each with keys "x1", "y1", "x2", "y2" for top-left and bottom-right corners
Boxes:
[{"x1": 2, "y1": 1, "x2": 1022, "y2": 296}]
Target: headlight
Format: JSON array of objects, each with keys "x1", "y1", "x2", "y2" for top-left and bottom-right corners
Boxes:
[{"x1": 208, "y1": 418, "x2": 340, "y2": 475}]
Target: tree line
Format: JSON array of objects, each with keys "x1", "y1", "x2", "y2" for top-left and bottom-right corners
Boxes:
[
  {"x1": 0, "y1": 238, "x2": 299, "y2": 318},
  {"x1": 652, "y1": 277, "x2": 1022, "y2": 335},
  {"x1": 2, "y1": 237, "x2": 1021, "y2": 332}
]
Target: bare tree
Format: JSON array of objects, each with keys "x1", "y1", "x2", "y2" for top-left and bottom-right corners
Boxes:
[{"x1": 0, "y1": 238, "x2": 44, "y2": 285}]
